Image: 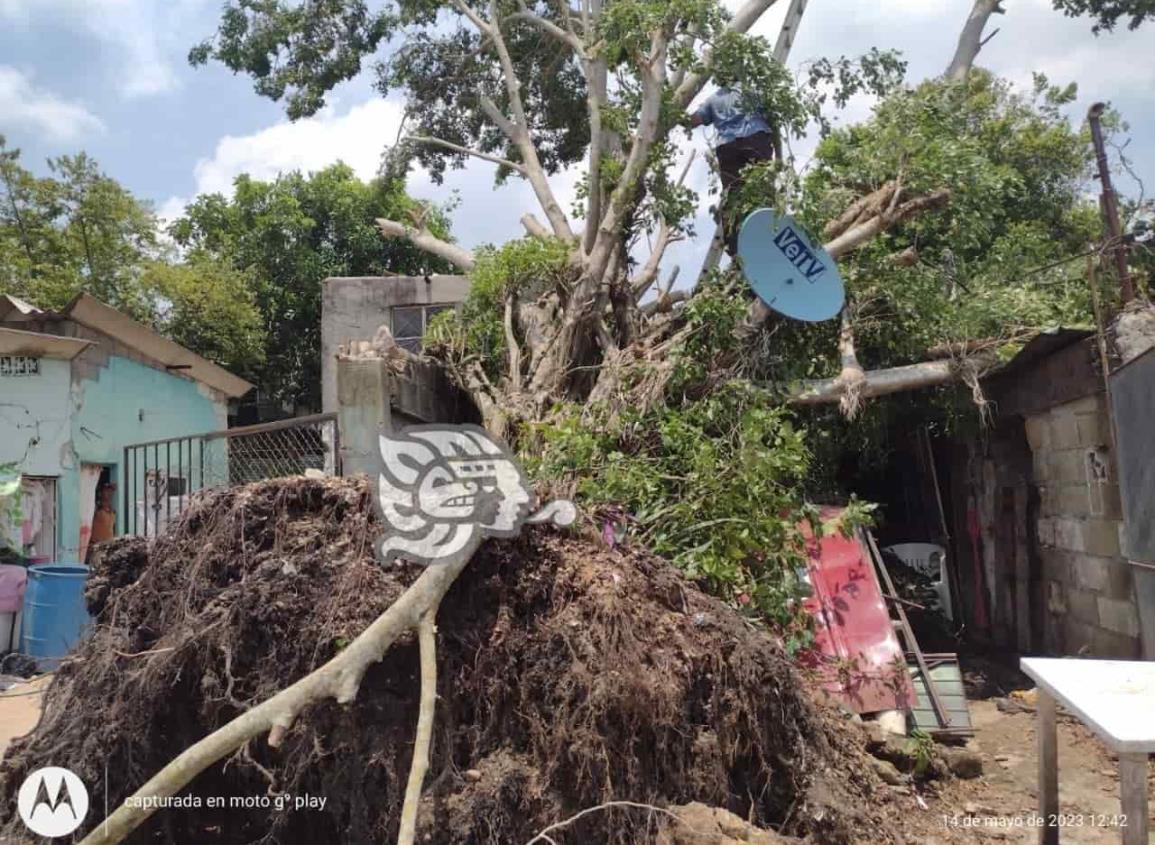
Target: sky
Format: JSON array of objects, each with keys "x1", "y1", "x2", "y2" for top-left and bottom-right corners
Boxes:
[{"x1": 1, "y1": 0, "x2": 1153, "y2": 282}]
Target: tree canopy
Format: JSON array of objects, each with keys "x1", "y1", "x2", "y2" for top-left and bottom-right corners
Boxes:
[
  {"x1": 186, "y1": 0, "x2": 1149, "y2": 625},
  {"x1": 0, "y1": 139, "x2": 265, "y2": 377},
  {"x1": 169, "y1": 163, "x2": 453, "y2": 411}
]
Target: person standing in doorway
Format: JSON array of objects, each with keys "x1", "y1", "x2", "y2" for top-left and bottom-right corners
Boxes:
[{"x1": 689, "y1": 87, "x2": 782, "y2": 256}]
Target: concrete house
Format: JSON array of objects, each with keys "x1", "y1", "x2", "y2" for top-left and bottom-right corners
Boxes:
[{"x1": 0, "y1": 293, "x2": 252, "y2": 563}]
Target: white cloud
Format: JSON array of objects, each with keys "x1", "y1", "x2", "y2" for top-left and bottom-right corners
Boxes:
[
  {"x1": 192, "y1": 98, "x2": 404, "y2": 195},
  {"x1": 0, "y1": 0, "x2": 196, "y2": 98},
  {"x1": 162, "y1": 95, "x2": 585, "y2": 251},
  {"x1": 158, "y1": 98, "x2": 404, "y2": 223},
  {"x1": 0, "y1": 65, "x2": 105, "y2": 141}
]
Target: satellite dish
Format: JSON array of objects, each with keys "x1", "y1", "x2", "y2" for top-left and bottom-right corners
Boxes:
[{"x1": 737, "y1": 208, "x2": 845, "y2": 322}]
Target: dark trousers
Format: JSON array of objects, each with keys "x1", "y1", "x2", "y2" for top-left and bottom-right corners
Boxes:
[{"x1": 715, "y1": 131, "x2": 775, "y2": 256}]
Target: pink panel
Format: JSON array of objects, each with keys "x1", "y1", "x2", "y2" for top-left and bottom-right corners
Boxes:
[{"x1": 797, "y1": 509, "x2": 913, "y2": 714}]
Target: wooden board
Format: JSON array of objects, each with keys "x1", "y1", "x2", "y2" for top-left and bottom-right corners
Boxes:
[{"x1": 907, "y1": 654, "x2": 973, "y2": 737}]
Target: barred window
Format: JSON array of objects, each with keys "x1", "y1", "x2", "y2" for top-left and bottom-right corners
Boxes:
[
  {"x1": 0, "y1": 355, "x2": 40, "y2": 376},
  {"x1": 392, "y1": 303, "x2": 456, "y2": 353}
]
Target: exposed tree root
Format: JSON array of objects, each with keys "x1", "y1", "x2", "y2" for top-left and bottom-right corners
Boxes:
[
  {"x1": 75, "y1": 552, "x2": 471, "y2": 845},
  {"x1": 397, "y1": 612, "x2": 438, "y2": 845}
]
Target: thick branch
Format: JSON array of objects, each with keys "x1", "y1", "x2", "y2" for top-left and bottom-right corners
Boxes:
[
  {"x1": 396, "y1": 613, "x2": 437, "y2": 845},
  {"x1": 785, "y1": 351, "x2": 999, "y2": 406},
  {"x1": 376, "y1": 218, "x2": 476, "y2": 271},
  {"x1": 673, "y1": 0, "x2": 783, "y2": 109},
  {"x1": 484, "y1": 0, "x2": 576, "y2": 240},
  {"x1": 588, "y1": 32, "x2": 668, "y2": 281},
  {"x1": 823, "y1": 180, "x2": 898, "y2": 239},
  {"x1": 521, "y1": 213, "x2": 551, "y2": 239},
  {"x1": 77, "y1": 554, "x2": 472, "y2": 845},
  {"x1": 410, "y1": 135, "x2": 527, "y2": 175},
  {"x1": 584, "y1": 54, "x2": 608, "y2": 253},
  {"x1": 772, "y1": 0, "x2": 808, "y2": 62},
  {"x1": 945, "y1": 0, "x2": 1004, "y2": 81},
  {"x1": 825, "y1": 189, "x2": 950, "y2": 261}
]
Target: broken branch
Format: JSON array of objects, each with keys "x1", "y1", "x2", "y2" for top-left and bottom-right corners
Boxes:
[
  {"x1": 784, "y1": 351, "x2": 999, "y2": 406},
  {"x1": 825, "y1": 189, "x2": 950, "y2": 261},
  {"x1": 520, "y1": 213, "x2": 551, "y2": 240},
  {"x1": 376, "y1": 218, "x2": 477, "y2": 272}
]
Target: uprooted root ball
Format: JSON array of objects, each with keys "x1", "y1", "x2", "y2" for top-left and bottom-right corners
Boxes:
[{"x1": 0, "y1": 477, "x2": 878, "y2": 844}]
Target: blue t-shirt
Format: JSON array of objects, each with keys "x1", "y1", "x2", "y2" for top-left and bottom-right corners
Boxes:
[{"x1": 694, "y1": 87, "x2": 771, "y2": 146}]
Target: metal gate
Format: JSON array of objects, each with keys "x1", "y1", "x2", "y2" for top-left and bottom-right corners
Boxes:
[
  {"x1": 1109, "y1": 346, "x2": 1155, "y2": 657},
  {"x1": 122, "y1": 413, "x2": 339, "y2": 537}
]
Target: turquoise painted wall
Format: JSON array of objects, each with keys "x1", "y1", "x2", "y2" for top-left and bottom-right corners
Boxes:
[
  {"x1": 2, "y1": 353, "x2": 227, "y2": 563},
  {"x1": 64, "y1": 355, "x2": 226, "y2": 560}
]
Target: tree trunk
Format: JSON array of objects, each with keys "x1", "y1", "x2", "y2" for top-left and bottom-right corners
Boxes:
[{"x1": 945, "y1": 0, "x2": 1003, "y2": 81}]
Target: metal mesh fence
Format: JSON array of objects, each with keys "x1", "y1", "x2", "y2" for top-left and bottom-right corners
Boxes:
[
  {"x1": 123, "y1": 414, "x2": 339, "y2": 537},
  {"x1": 204, "y1": 417, "x2": 338, "y2": 487}
]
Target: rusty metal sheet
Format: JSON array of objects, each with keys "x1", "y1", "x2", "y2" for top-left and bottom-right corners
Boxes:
[
  {"x1": 1110, "y1": 346, "x2": 1155, "y2": 657},
  {"x1": 1111, "y1": 346, "x2": 1155, "y2": 563},
  {"x1": 798, "y1": 508, "x2": 914, "y2": 714}
]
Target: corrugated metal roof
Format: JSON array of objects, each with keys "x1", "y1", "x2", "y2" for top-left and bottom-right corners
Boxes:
[
  {"x1": 0, "y1": 294, "x2": 43, "y2": 321},
  {"x1": 1, "y1": 293, "x2": 253, "y2": 398},
  {"x1": 62, "y1": 293, "x2": 253, "y2": 398},
  {"x1": 989, "y1": 327, "x2": 1095, "y2": 378},
  {"x1": 0, "y1": 326, "x2": 94, "y2": 359}
]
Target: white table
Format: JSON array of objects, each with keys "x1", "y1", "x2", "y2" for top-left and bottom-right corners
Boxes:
[{"x1": 1020, "y1": 658, "x2": 1155, "y2": 845}]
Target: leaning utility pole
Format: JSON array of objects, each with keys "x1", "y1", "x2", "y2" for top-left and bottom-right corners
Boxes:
[
  {"x1": 1087, "y1": 102, "x2": 1135, "y2": 303},
  {"x1": 696, "y1": 0, "x2": 809, "y2": 280}
]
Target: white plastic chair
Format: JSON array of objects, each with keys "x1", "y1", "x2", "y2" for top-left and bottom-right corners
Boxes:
[{"x1": 883, "y1": 543, "x2": 952, "y2": 621}]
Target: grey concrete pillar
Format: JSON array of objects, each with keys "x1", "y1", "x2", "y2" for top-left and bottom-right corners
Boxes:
[{"x1": 337, "y1": 357, "x2": 392, "y2": 477}]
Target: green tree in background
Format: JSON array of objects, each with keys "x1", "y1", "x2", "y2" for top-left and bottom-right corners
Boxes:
[
  {"x1": 140, "y1": 255, "x2": 267, "y2": 383},
  {"x1": 0, "y1": 137, "x2": 265, "y2": 378},
  {"x1": 169, "y1": 163, "x2": 452, "y2": 411},
  {"x1": 1, "y1": 142, "x2": 156, "y2": 320}
]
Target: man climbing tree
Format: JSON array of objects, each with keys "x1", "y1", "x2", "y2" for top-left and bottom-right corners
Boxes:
[{"x1": 689, "y1": 85, "x2": 782, "y2": 256}]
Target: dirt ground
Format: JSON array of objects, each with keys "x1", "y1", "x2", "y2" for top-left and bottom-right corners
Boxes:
[
  {"x1": 0, "y1": 676, "x2": 48, "y2": 757},
  {"x1": 893, "y1": 698, "x2": 1154, "y2": 844}
]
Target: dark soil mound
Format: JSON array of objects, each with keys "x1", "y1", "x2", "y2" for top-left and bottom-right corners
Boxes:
[{"x1": 0, "y1": 477, "x2": 885, "y2": 844}]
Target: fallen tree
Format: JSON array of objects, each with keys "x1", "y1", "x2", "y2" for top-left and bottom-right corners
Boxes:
[
  {"x1": 62, "y1": 2, "x2": 1148, "y2": 842},
  {"x1": 0, "y1": 478, "x2": 899, "y2": 844}
]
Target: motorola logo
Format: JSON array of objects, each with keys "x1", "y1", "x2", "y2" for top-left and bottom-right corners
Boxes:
[{"x1": 16, "y1": 766, "x2": 89, "y2": 837}]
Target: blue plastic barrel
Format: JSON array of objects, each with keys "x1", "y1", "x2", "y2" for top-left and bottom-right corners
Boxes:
[{"x1": 21, "y1": 564, "x2": 91, "y2": 668}]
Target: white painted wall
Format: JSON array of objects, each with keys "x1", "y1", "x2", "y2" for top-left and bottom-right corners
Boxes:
[{"x1": 0, "y1": 358, "x2": 74, "y2": 476}]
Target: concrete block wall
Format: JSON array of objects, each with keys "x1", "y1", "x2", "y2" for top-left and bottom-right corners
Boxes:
[
  {"x1": 320, "y1": 275, "x2": 471, "y2": 415},
  {"x1": 1027, "y1": 393, "x2": 1141, "y2": 657}
]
